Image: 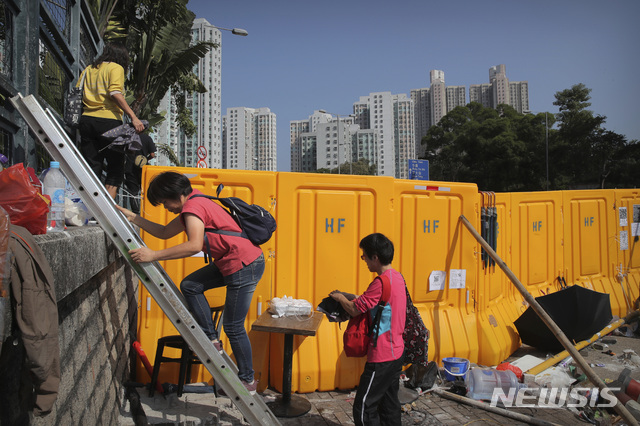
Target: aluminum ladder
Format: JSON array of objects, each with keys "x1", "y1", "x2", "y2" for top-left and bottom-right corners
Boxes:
[{"x1": 11, "y1": 94, "x2": 281, "y2": 426}]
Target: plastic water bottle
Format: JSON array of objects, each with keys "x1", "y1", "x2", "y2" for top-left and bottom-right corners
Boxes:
[
  {"x1": 466, "y1": 368, "x2": 526, "y2": 401},
  {"x1": 43, "y1": 161, "x2": 66, "y2": 232}
]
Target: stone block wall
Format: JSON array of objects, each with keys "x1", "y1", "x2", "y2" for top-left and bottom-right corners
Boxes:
[{"x1": 0, "y1": 225, "x2": 139, "y2": 425}]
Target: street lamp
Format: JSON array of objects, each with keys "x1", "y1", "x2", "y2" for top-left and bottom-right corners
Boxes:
[
  {"x1": 319, "y1": 109, "x2": 352, "y2": 174},
  {"x1": 525, "y1": 110, "x2": 550, "y2": 191},
  {"x1": 544, "y1": 112, "x2": 549, "y2": 191},
  {"x1": 213, "y1": 26, "x2": 249, "y2": 36}
]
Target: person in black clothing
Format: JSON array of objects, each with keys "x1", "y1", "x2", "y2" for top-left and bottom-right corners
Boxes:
[
  {"x1": 123, "y1": 133, "x2": 156, "y2": 213},
  {"x1": 78, "y1": 42, "x2": 144, "y2": 199}
]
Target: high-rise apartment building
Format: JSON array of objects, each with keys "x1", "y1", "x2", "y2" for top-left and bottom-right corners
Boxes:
[
  {"x1": 430, "y1": 70, "x2": 447, "y2": 127},
  {"x1": 354, "y1": 91, "x2": 415, "y2": 179},
  {"x1": 290, "y1": 120, "x2": 309, "y2": 172},
  {"x1": 299, "y1": 133, "x2": 317, "y2": 172},
  {"x1": 410, "y1": 87, "x2": 431, "y2": 158},
  {"x1": 184, "y1": 18, "x2": 222, "y2": 168},
  {"x1": 509, "y1": 80, "x2": 529, "y2": 113},
  {"x1": 413, "y1": 65, "x2": 529, "y2": 154},
  {"x1": 411, "y1": 70, "x2": 465, "y2": 156},
  {"x1": 490, "y1": 64, "x2": 510, "y2": 108},
  {"x1": 394, "y1": 96, "x2": 415, "y2": 180},
  {"x1": 255, "y1": 108, "x2": 277, "y2": 171},
  {"x1": 223, "y1": 107, "x2": 277, "y2": 171},
  {"x1": 291, "y1": 94, "x2": 414, "y2": 179},
  {"x1": 446, "y1": 86, "x2": 467, "y2": 113},
  {"x1": 154, "y1": 87, "x2": 178, "y2": 167},
  {"x1": 486, "y1": 64, "x2": 529, "y2": 113},
  {"x1": 290, "y1": 110, "x2": 332, "y2": 172},
  {"x1": 291, "y1": 112, "x2": 379, "y2": 174},
  {"x1": 315, "y1": 120, "x2": 353, "y2": 171},
  {"x1": 353, "y1": 129, "x2": 378, "y2": 170},
  {"x1": 469, "y1": 83, "x2": 492, "y2": 108}
]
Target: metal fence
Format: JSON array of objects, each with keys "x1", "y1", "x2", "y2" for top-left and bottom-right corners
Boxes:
[{"x1": 0, "y1": 0, "x2": 100, "y2": 169}]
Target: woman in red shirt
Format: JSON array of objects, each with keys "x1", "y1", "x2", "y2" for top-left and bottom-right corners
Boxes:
[{"x1": 117, "y1": 171, "x2": 264, "y2": 393}]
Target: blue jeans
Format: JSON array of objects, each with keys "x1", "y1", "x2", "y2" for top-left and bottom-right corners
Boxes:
[{"x1": 181, "y1": 253, "x2": 265, "y2": 382}]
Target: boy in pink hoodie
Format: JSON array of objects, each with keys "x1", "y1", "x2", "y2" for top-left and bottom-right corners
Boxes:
[{"x1": 331, "y1": 233, "x2": 406, "y2": 425}]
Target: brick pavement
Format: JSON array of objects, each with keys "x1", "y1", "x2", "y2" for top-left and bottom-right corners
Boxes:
[
  {"x1": 127, "y1": 382, "x2": 598, "y2": 425},
  {"x1": 126, "y1": 342, "x2": 640, "y2": 426},
  {"x1": 271, "y1": 387, "x2": 581, "y2": 426}
]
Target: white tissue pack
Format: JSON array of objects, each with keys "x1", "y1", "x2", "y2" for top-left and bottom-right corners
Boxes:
[{"x1": 268, "y1": 296, "x2": 313, "y2": 317}]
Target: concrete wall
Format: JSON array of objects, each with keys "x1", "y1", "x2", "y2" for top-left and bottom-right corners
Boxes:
[{"x1": 0, "y1": 225, "x2": 139, "y2": 425}]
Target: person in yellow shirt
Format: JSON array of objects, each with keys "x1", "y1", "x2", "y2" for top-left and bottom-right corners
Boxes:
[{"x1": 78, "y1": 42, "x2": 144, "y2": 199}]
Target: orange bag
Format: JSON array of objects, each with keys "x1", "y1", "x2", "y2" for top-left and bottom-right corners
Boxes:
[{"x1": 0, "y1": 164, "x2": 50, "y2": 235}]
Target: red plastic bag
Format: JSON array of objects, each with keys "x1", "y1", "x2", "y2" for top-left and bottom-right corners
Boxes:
[
  {"x1": 497, "y1": 362, "x2": 523, "y2": 380},
  {"x1": 0, "y1": 205, "x2": 9, "y2": 296},
  {"x1": 0, "y1": 164, "x2": 50, "y2": 235}
]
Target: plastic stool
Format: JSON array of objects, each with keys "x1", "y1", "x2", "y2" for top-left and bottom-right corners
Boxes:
[{"x1": 149, "y1": 305, "x2": 224, "y2": 397}]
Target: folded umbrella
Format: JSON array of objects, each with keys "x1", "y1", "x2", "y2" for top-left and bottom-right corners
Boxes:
[
  {"x1": 317, "y1": 296, "x2": 350, "y2": 323},
  {"x1": 514, "y1": 285, "x2": 613, "y2": 352},
  {"x1": 100, "y1": 120, "x2": 149, "y2": 153}
]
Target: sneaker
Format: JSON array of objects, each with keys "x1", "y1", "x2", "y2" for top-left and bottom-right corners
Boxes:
[
  {"x1": 212, "y1": 340, "x2": 224, "y2": 354},
  {"x1": 242, "y1": 379, "x2": 257, "y2": 395},
  {"x1": 218, "y1": 379, "x2": 258, "y2": 397}
]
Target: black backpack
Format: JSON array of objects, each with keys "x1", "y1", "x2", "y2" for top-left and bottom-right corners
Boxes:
[{"x1": 191, "y1": 184, "x2": 276, "y2": 251}]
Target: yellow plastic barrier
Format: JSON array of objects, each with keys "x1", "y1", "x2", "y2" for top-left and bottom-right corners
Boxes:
[
  {"x1": 271, "y1": 172, "x2": 395, "y2": 392},
  {"x1": 614, "y1": 189, "x2": 640, "y2": 312},
  {"x1": 562, "y1": 190, "x2": 627, "y2": 316},
  {"x1": 393, "y1": 179, "x2": 479, "y2": 366},
  {"x1": 134, "y1": 165, "x2": 636, "y2": 392},
  {"x1": 475, "y1": 192, "x2": 522, "y2": 365}
]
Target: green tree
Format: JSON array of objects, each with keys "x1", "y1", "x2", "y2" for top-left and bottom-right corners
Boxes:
[
  {"x1": 156, "y1": 143, "x2": 184, "y2": 167},
  {"x1": 349, "y1": 158, "x2": 377, "y2": 175},
  {"x1": 552, "y1": 83, "x2": 607, "y2": 189},
  {"x1": 86, "y1": 0, "x2": 215, "y2": 131},
  {"x1": 422, "y1": 103, "x2": 552, "y2": 191},
  {"x1": 551, "y1": 83, "x2": 639, "y2": 189},
  {"x1": 315, "y1": 158, "x2": 377, "y2": 175},
  {"x1": 423, "y1": 85, "x2": 636, "y2": 191},
  {"x1": 124, "y1": 0, "x2": 215, "y2": 120},
  {"x1": 87, "y1": 0, "x2": 124, "y2": 39},
  {"x1": 606, "y1": 138, "x2": 640, "y2": 188}
]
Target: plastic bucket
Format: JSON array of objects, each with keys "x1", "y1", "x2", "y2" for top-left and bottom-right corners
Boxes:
[{"x1": 442, "y1": 357, "x2": 470, "y2": 381}]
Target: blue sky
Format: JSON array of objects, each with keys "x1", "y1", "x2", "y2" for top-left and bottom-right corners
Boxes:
[{"x1": 186, "y1": 0, "x2": 640, "y2": 172}]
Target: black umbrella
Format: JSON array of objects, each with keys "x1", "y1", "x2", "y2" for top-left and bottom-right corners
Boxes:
[{"x1": 514, "y1": 285, "x2": 613, "y2": 352}]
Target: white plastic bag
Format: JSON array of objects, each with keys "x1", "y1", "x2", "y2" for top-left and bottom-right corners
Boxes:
[
  {"x1": 268, "y1": 296, "x2": 313, "y2": 317},
  {"x1": 64, "y1": 197, "x2": 89, "y2": 226}
]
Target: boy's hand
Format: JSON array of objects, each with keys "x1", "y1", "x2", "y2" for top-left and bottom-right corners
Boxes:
[{"x1": 330, "y1": 290, "x2": 347, "y2": 303}]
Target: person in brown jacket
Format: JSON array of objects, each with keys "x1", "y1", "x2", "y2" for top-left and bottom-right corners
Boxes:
[{"x1": 7, "y1": 225, "x2": 60, "y2": 416}]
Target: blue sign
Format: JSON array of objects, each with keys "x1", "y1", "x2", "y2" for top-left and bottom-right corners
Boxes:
[{"x1": 408, "y1": 159, "x2": 429, "y2": 180}]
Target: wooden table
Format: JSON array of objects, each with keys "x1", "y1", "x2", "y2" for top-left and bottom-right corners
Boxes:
[{"x1": 252, "y1": 311, "x2": 324, "y2": 417}]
